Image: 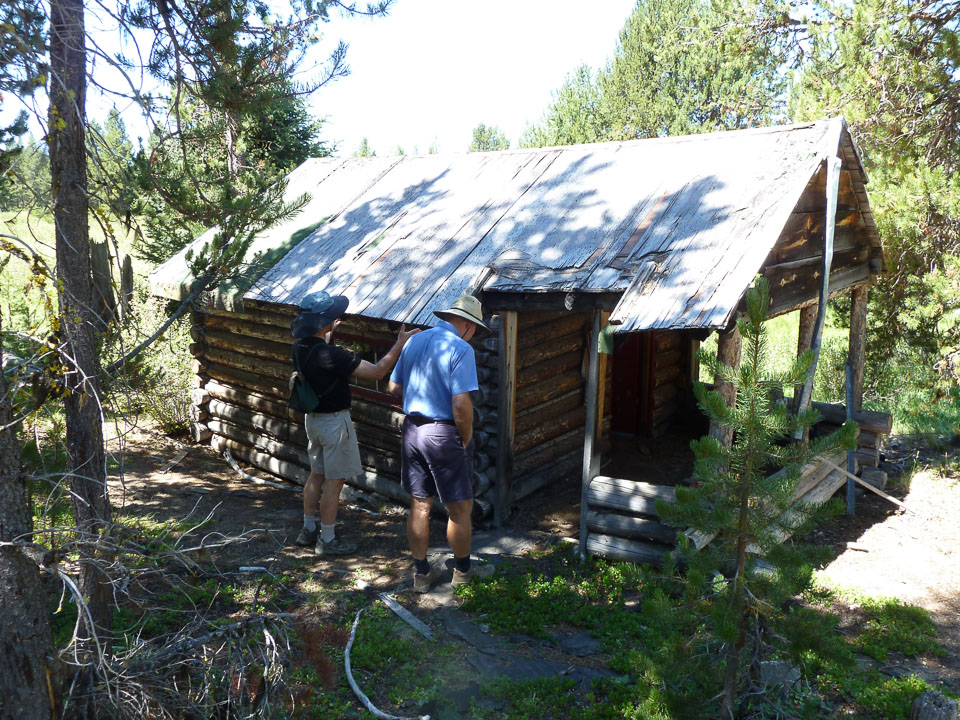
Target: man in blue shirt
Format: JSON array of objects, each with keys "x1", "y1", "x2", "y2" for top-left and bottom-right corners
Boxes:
[{"x1": 388, "y1": 295, "x2": 492, "y2": 593}]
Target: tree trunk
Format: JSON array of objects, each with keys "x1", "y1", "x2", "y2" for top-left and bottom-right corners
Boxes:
[
  {"x1": 0, "y1": 315, "x2": 58, "y2": 720},
  {"x1": 49, "y1": 0, "x2": 113, "y2": 636},
  {"x1": 709, "y1": 326, "x2": 742, "y2": 448}
]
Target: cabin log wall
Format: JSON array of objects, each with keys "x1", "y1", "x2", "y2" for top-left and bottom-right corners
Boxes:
[
  {"x1": 508, "y1": 310, "x2": 592, "y2": 504},
  {"x1": 763, "y1": 164, "x2": 876, "y2": 318},
  {"x1": 188, "y1": 299, "x2": 498, "y2": 518},
  {"x1": 649, "y1": 331, "x2": 699, "y2": 436}
]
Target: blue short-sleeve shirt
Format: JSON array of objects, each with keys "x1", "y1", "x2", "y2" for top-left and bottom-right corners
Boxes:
[{"x1": 390, "y1": 320, "x2": 479, "y2": 420}]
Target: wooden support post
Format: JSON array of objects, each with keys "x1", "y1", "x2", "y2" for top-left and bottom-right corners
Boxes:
[
  {"x1": 579, "y1": 309, "x2": 602, "y2": 561},
  {"x1": 595, "y1": 310, "x2": 610, "y2": 444},
  {"x1": 794, "y1": 303, "x2": 818, "y2": 414},
  {"x1": 845, "y1": 363, "x2": 856, "y2": 515},
  {"x1": 848, "y1": 285, "x2": 868, "y2": 412},
  {"x1": 494, "y1": 311, "x2": 518, "y2": 526},
  {"x1": 709, "y1": 326, "x2": 742, "y2": 448},
  {"x1": 795, "y1": 155, "x2": 842, "y2": 430},
  {"x1": 689, "y1": 336, "x2": 701, "y2": 384}
]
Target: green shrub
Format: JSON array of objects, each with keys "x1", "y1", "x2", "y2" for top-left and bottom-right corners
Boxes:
[
  {"x1": 856, "y1": 597, "x2": 946, "y2": 662},
  {"x1": 856, "y1": 675, "x2": 932, "y2": 720},
  {"x1": 104, "y1": 289, "x2": 193, "y2": 434}
]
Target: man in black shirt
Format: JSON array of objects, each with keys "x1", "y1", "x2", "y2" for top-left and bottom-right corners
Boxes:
[{"x1": 291, "y1": 291, "x2": 418, "y2": 555}]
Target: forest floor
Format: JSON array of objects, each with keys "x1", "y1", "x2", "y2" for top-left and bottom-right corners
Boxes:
[{"x1": 102, "y1": 421, "x2": 960, "y2": 718}]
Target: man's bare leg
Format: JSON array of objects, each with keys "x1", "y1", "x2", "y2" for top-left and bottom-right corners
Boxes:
[
  {"x1": 446, "y1": 499, "x2": 473, "y2": 560},
  {"x1": 408, "y1": 496, "x2": 435, "y2": 560},
  {"x1": 318, "y1": 477, "x2": 345, "y2": 525},
  {"x1": 303, "y1": 471, "x2": 325, "y2": 517}
]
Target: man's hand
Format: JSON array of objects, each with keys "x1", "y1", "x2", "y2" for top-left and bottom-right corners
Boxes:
[
  {"x1": 397, "y1": 324, "x2": 420, "y2": 345},
  {"x1": 353, "y1": 324, "x2": 419, "y2": 381},
  {"x1": 324, "y1": 319, "x2": 341, "y2": 344},
  {"x1": 451, "y1": 391, "x2": 473, "y2": 449}
]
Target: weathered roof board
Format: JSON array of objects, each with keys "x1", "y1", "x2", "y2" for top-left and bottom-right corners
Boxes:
[{"x1": 149, "y1": 117, "x2": 877, "y2": 331}]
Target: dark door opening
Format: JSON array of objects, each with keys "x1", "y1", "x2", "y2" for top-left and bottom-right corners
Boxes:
[{"x1": 611, "y1": 332, "x2": 655, "y2": 437}]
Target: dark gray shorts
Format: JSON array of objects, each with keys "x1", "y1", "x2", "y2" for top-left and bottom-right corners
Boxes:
[{"x1": 400, "y1": 417, "x2": 474, "y2": 505}]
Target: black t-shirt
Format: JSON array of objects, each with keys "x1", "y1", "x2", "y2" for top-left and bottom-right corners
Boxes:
[{"x1": 292, "y1": 337, "x2": 362, "y2": 413}]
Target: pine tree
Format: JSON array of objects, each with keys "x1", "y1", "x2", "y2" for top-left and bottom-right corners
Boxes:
[
  {"x1": 521, "y1": 0, "x2": 784, "y2": 148},
  {"x1": 658, "y1": 277, "x2": 857, "y2": 718},
  {"x1": 468, "y1": 122, "x2": 510, "y2": 152}
]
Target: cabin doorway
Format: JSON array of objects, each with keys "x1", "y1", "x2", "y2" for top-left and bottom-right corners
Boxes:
[
  {"x1": 610, "y1": 332, "x2": 654, "y2": 437},
  {"x1": 604, "y1": 330, "x2": 703, "y2": 485}
]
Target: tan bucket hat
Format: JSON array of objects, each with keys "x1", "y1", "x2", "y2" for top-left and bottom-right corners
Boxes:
[{"x1": 434, "y1": 295, "x2": 491, "y2": 335}]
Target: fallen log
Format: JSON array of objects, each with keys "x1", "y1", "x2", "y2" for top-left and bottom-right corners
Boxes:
[{"x1": 782, "y1": 396, "x2": 893, "y2": 434}]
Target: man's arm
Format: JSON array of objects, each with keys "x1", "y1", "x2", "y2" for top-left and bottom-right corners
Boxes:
[
  {"x1": 387, "y1": 380, "x2": 403, "y2": 397},
  {"x1": 351, "y1": 325, "x2": 419, "y2": 381},
  {"x1": 451, "y1": 391, "x2": 473, "y2": 449}
]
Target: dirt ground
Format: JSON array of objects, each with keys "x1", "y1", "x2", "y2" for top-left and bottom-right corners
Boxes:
[
  {"x1": 105, "y1": 422, "x2": 960, "y2": 700},
  {"x1": 808, "y1": 445, "x2": 960, "y2": 693}
]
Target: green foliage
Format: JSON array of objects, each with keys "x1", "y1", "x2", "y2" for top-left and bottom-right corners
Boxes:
[
  {"x1": 520, "y1": 65, "x2": 607, "y2": 148},
  {"x1": 102, "y1": 290, "x2": 194, "y2": 434},
  {"x1": 855, "y1": 597, "x2": 946, "y2": 662},
  {"x1": 521, "y1": 0, "x2": 785, "y2": 148},
  {"x1": 87, "y1": 109, "x2": 138, "y2": 222},
  {"x1": 354, "y1": 137, "x2": 377, "y2": 157},
  {"x1": 855, "y1": 675, "x2": 935, "y2": 720},
  {"x1": 468, "y1": 122, "x2": 510, "y2": 152},
  {"x1": 457, "y1": 546, "x2": 646, "y2": 639},
  {"x1": 133, "y1": 78, "x2": 328, "y2": 266},
  {"x1": 754, "y1": 0, "x2": 960, "y2": 396},
  {"x1": 459, "y1": 545, "x2": 723, "y2": 717},
  {"x1": 349, "y1": 604, "x2": 418, "y2": 672},
  {"x1": 658, "y1": 276, "x2": 858, "y2": 714},
  {"x1": 0, "y1": 134, "x2": 50, "y2": 211}
]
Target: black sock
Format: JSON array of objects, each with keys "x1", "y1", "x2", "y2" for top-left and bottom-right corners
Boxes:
[
  {"x1": 414, "y1": 557, "x2": 430, "y2": 576},
  {"x1": 455, "y1": 555, "x2": 471, "y2": 573}
]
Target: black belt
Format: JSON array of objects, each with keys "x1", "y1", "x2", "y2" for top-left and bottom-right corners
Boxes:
[{"x1": 406, "y1": 415, "x2": 456, "y2": 426}]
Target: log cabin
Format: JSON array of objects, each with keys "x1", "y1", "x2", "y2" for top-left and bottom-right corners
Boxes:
[{"x1": 150, "y1": 117, "x2": 887, "y2": 560}]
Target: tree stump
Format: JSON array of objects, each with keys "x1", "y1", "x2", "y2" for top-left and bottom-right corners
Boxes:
[{"x1": 910, "y1": 691, "x2": 959, "y2": 720}]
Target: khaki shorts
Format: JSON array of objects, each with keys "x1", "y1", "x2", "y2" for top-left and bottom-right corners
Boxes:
[{"x1": 304, "y1": 409, "x2": 363, "y2": 480}]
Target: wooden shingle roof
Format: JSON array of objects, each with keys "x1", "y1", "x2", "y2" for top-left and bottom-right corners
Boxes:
[{"x1": 149, "y1": 117, "x2": 878, "y2": 331}]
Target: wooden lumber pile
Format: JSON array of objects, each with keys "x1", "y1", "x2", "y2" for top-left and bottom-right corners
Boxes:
[
  {"x1": 781, "y1": 395, "x2": 892, "y2": 468},
  {"x1": 585, "y1": 452, "x2": 849, "y2": 564}
]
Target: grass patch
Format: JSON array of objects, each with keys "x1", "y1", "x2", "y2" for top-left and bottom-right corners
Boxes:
[{"x1": 855, "y1": 597, "x2": 946, "y2": 662}]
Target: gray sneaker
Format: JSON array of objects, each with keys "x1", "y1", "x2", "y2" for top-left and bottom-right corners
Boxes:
[
  {"x1": 315, "y1": 536, "x2": 357, "y2": 556},
  {"x1": 294, "y1": 526, "x2": 318, "y2": 547}
]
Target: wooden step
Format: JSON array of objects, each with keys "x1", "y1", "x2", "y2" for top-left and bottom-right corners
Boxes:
[
  {"x1": 586, "y1": 533, "x2": 672, "y2": 565},
  {"x1": 587, "y1": 476, "x2": 676, "y2": 517}
]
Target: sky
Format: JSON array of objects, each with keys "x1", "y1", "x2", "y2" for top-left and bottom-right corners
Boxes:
[
  {"x1": 0, "y1": 0, "x2": 637, "y2": 157},
  {"x1": 304, "y1": 0, "x2": 637, "y2": 156}
]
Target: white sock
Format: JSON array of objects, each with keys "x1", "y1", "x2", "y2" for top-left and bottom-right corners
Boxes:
[
  {"x1": 303, "y1": 515, "x2": 317, "y2": 532},
  {"x1": 320, "y1": 523, "x2": 336, "y2": 543}
]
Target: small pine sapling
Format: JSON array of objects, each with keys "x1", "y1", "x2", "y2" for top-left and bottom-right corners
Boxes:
[{"x1": 657, "y1": 277, "x2": 858, "y2": 719}]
